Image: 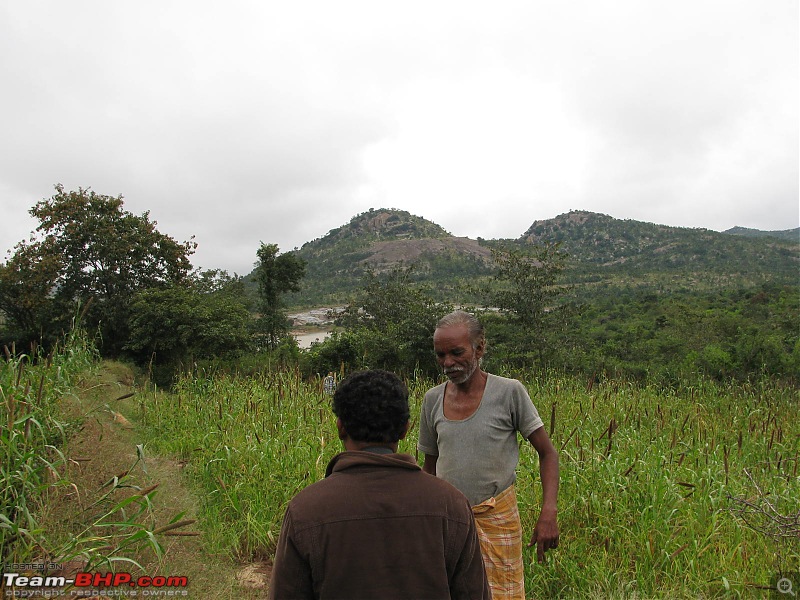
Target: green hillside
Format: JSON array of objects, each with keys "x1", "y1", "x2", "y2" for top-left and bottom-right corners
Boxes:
[
  {"x1": 275, "y1": 209, "x2": 798, "y2": 308},
  {"x1": 283, "y1": 208, "x2": 495, "y2": 305},
  {"x1": 724, "y1": 225, "x2": 800, "y2": 242},
  {"x1": 520, "y1": 211, "x2": 799, "y2": 299}
]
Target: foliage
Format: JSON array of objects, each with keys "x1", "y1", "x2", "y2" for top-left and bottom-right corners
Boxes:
[
  {"x1": 125, "y1": 272, "x2": 252, "y2": 384},
  {"x1": 0, "y1": 185, "x2": 196, "y2": 355},
  {"x1": 0, "y1": 240, "x2": 63, "y2": 342},
  {"x1": 485, "y1": 243, "x2": 572, "y2": 369},
  {"x1": 566, "y1": 283, "x2": 800, "y2": 385},
  {"x1": 332, "y1": 267, "x2": 451, "y2": 377},
  {"x1": 252, "y1": 243, "x2": 306, "y2": 349},
  {"x1": 1, "y1": 329, "x2": 92, "y2": 567},
  {"x1": 297, "y1": 239, "x2": 797, "y2": 383},
  {"x1": 300, "y1": 330, "x2": 362, "y2": 377}
]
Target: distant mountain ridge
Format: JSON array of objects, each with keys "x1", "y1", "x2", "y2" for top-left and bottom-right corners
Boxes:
[
  {"x1": 520, "y1": 210, "x2": 799, "y2": 274},
  {"x1": 277, "y1": 209, "x2": 799, "y2": 306},
  {"x1": 723, "y1": 226, "x2": 800, "y2": 242}
]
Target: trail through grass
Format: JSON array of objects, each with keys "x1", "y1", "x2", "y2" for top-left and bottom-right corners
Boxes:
[{"x1": 1, "y1": 338, "x2": 268, "y2": 597}]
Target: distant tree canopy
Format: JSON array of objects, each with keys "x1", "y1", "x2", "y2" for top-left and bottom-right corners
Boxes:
[
  {"x1": 485, "y1": 243, "x2": 573, "y2": 369},
  {"x1": 0, "y1": 185, "x2": 196, "y2": 354},
  {"x1": 0, "y1": 187, "x2": 255, "y2": 378},
  {"x1": 2, "y1": 193, "x2": 795, "y2": 387},
  {"x1": 125, "y1": 271, "x2": 252, "y2": 380},
  {"x1": 296, "y1": 266, "x2": 452, "y2": 378},
  {"x1": 252, "y1": 243, "x2": 306, "y2": 349},
  {"x1": 301, "y1": 248, "x2": 574, "y2": 377},
  {"x1": 300, "y1": 243, "x2": 799, "y2": 386}
]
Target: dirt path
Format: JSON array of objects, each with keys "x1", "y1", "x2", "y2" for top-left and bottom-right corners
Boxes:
[{"x1": 58, "y1": 361, "x2": 271, "y2": 598}]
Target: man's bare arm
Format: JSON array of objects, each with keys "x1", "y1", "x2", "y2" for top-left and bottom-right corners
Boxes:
[{"x1": 527, "y1": 426, "x2": 560, "y2": 563}]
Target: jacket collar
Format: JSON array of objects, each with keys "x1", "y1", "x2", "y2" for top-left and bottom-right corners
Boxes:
[{"x1": 325, "y1": 451, "x2": 421, "y2": 477}]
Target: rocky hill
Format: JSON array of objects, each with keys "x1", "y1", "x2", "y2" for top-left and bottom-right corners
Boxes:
[
  {"x1": 284, "y1": 209, "x2": 495, "y2": 304},
  {"x1": 521, "y1": 210, "x2": 798, "y2": 279},
  {"x1": 272, "y1": 209, "x2": 799, "y2": 307}
]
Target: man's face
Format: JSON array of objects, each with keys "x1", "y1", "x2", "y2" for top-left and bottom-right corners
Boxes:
[{"x1": 433, "y1": 324, "x2": 483, "y2": 385}]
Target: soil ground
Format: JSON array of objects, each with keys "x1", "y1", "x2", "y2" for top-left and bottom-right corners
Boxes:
[{"x1": 47, "y1": 360, "x2": 271, "y2": 598}]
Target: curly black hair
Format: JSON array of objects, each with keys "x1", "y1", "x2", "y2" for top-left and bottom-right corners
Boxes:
[{"x1": 332, "y1": 370, "x2": 410, "y2": 443}]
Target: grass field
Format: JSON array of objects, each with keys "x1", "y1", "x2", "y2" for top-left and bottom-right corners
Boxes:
[
  {"x1": 3, "y1": 334, "x2": 798, "y2": 597},
  {"x1": 137, "y1": 367, "x2": 799, "y2": 598}
]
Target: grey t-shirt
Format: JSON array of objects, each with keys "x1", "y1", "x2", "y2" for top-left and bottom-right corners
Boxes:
[{"x1": 418, "y1": 373, "x2": 544, "y2": 506}]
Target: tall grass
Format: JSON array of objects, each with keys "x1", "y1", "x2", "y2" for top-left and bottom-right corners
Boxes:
[
  {"x1": 519, "y1": 375, "x2": 799, "y2": 597},
  {"x1": 140, "y1": 367, "x2": 799, "y2": 597},
  {"x1": 1, "y1": 329, "x2": 98, "y2": 566},
  {"x1": 1, "y1": 329, "x2": 191, "y2": 577},
  {"x1": 139, "y1": 368, "x2": 338, "y2": 557}
]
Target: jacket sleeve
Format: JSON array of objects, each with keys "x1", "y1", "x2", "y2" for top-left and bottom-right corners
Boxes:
[
  {"x1": 268, "y1": 508, "x2": 314, "y2": 599},
  {"x1": 449, "y1": 506, "x2": 491, "y2": 599}
]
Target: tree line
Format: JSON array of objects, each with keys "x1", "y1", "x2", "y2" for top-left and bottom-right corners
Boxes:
[{"x1": 0, "y1": 186, "x2": 303, "y2": 383}]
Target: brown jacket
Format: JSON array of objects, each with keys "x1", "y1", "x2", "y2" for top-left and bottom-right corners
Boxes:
[{"x1": 268, "y1": 450, "x2": 490, "y2": 599}]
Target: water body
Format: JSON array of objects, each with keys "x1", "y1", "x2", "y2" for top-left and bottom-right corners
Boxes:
[
  {"x1": 293, "y1": 330, "x2": 332, "y2": 349},
  {"x1": 289, "y1": 307, "x2": 340, "y2": 349}
]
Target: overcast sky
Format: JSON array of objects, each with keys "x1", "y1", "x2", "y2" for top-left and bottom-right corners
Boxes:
[{"x1": 1, "y1": 1, "x2": 797, "y2": 275}]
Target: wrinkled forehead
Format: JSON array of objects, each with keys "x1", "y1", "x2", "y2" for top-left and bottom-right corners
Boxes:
[{"x1": 433, "y1": 324, "x2": 473, "y2": 348}]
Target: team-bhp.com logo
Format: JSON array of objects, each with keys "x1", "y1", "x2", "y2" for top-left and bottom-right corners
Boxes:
[{"x1": 3, "y1": 571, "x2": 189, "y2": 597}]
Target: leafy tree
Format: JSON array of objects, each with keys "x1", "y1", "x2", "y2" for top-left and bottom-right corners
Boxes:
[
  {"x1": 689, "y1": 344, "x2": 734, "y2": 381},
  {"x1": 252, "y1": 243, "x2": 306, "y2": 349},
  {"x1": 337, "y1": 266, "x2": 450, "y2": 376},
  {"x1": 0, "y1": 185, "x2": 196, "y2": 354},
  {"x1": 301, "y1": 330, "x2": 362, "y2": 376},
  {"x1": 486, "y1": 243, "x2": 571, "y2": 368},
  {"x1": 125, "y1": 275, "x2": 252, "y2": 380},
  {"x1": 0, "y1": 241, "x2": 63, "y2": 343},
  {"x1": 193, "y1": 268, "x2": 249, "y2": 298}
]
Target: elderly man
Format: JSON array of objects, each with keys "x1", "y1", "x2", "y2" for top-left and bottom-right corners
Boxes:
[
  {"x1": 269, "y1": 369, "x2": 490, "y2": 599},
  {"x1": 419, "y1": 310, "x2": 560, "y2": 600}
]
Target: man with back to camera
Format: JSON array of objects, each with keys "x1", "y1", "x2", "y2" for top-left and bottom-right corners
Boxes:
[
  {"x1": 419, "y1": 310, "x2": 560, "y2": 600},
  {"x1": 268, "y1": 369, "x2": 490, "y2": 599}
]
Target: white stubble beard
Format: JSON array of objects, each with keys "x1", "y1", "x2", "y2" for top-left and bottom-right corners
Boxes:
[{"x1": 444, "y1": 356, "x2": 478, "y2": 385}]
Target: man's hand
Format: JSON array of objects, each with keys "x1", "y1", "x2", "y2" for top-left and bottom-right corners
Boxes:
[{"x1": 528, "y1": 508, "x2": 559, "y2": 563}]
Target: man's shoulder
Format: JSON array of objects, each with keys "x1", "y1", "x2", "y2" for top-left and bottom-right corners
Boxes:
[
  {"x1": 407, "y1": 471, "x2": 475, "y2": 516},
  {"x1": 423, "y1": 381, "x2": 447, "y2": 400},
  {"x1": 486, "y1": 373, "x2": 526, "y2": 390},
  {"x1": 426, "y1": 380, "x2": 447, "y2": 392},
  {"x1": 485, "y1": 374, "x2": 535, "y2": 409}
]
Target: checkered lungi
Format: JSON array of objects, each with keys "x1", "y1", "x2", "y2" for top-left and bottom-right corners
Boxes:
[{"x1": 472, "y1": 484, "x2": 525, "y2": 600}]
